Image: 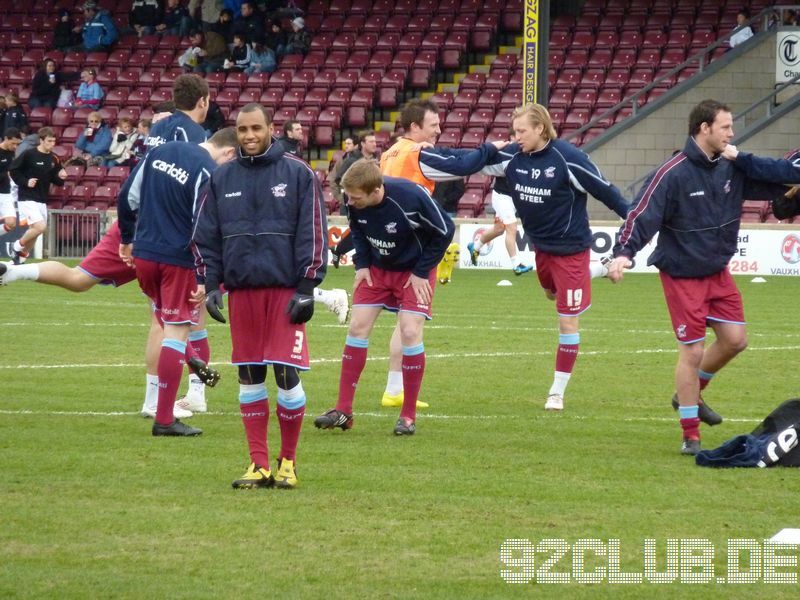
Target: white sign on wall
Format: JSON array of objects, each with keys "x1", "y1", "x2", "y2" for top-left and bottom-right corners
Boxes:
[
  {"x1": 459, "y1": 225, "x2": 800, "y2": 277},
  {"x1": 776, "y1": 31, "x2": 800, "y2": 82}
]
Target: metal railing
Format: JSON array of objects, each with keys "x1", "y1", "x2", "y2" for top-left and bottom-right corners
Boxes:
[
  {"x1": 622, "y1": 73, "x2": 800, "y2": 197},
  {"x1": 565, "y1": 5, "x2": 793, "y2": 143},
  {"x1": 46, "y1": 209, "x2": 112, "y2": 259}
]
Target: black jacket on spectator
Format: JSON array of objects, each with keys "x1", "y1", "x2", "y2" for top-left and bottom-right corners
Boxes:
[
  {"x1": 233, "y1": 13, "x2": 265, "y2": 44},
  {"x1": 130, "y1": 0, "x2": 163, "y2": 29},
  {"x1": 1, "y1": 107, "x2": 28, "y2": 139},
  {"x1": 264, "y1": 23, "x2": 286, "y2": 51},
  {"x1": 30, "y1": 69, "x2": 80, "y2": 109},
  {"x1": 53, "y1": 14, "x2": 78, "y2": 49},
  {"x1": 432, "y1": 179, "x2": 465, "y2": 215},
  {"x1": 202, "y1": 101, "x2": 226, "y2": 134}
]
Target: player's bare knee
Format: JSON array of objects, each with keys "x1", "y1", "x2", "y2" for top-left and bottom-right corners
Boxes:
[
  {"x1": 729, "y1": 335, "x2": 748, "y2": 355},
  {"x1": 398, "y1": 323, "x2": 423, "y2": 346},
  {"x1": 545, "y1": 290, "x2": 556, "y2": 301}
]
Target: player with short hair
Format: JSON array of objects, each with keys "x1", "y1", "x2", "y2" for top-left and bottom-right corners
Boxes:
[
  {"x1": 145, "y1": 74, "x2": 209, "y2": 151},
  {"x1": 482, "y1": 103, "x2": 630, "y2": 413},
  {"x1": 0, "y1": 101, "x2": 219, "y2": 420},
  {"x1": 0, "y1": 128, "x2": 23, "y2": 233},
  {"x1": 314, "y1": 159, "x2": 455, "y2": 435},
  {"x1": 193, "y1": 103, "x2": 327, "y2": 488},
  {"x1": 8, "y1": 127, "x2": 69, "y2": 264},
  {"x1": 377, "y1": 97, "x2": 508, "y2": 409},
  {"x1": 118, "y1": 127, "x2": 240, "y2": 436},
  {"x1": 607, "y1": 98, "x2": 800, "y2": 455}
]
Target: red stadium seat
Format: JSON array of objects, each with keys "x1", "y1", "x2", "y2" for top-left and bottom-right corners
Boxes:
[
  {"x1": 106, "y1": 166, "x2": 130, "y2": 185},
  {"x1": 436, "y1": 130, "x2": 461, "y2": 148}
]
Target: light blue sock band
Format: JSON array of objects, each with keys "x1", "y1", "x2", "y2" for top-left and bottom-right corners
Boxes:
[
  {"x1": 162, "y1": 338, "x2": 187, "y2": 353},
  {"x1": 402, "y1": 343, "x2": 425, "y2": 356},
  {"x1": 345, "y1": 335, "x2": 369, "y2": 348},
  {"x1": 239, "y1": 384, "x2": 268, "y2": 404},
  {"x1": 188, "y1": 329, "x2": 208, "y2": 342},
  {"x1": 679, "y1": 405, "x2": 699, "y2": 419},
  {"x1": 277, "y1": 392, "x2": 306, "y2": 410},
  {"x1": 698, "y1": 369, "x2": 715, "y2": 381},
  {"x1": 559, "y1": 333, "x2": 580, "y2": 345}
]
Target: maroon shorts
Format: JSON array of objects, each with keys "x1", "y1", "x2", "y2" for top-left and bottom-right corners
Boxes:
[
  {"x1": 353, "y1": 266, "x2": 437, "y2": 319},
  {"x1": 535, "y1": 249, "x2": 591, "y2": 316},
  {"x1": 228, "y1": 287, "x2": 310, "y2": 369},
  {"x1": 134, "y1": 258, "x2": 200, "y2": 325},
  {"x1": 77, "y1": 221, "x2": 137, "y2": 287},
  {"x1": 660, "y1": 269, "x2": 745, "y2": 343}
]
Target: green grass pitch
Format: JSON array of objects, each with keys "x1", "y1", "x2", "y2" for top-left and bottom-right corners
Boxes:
[{"x1": 1, "y1": 265, "x2": 799, "y2": 598}]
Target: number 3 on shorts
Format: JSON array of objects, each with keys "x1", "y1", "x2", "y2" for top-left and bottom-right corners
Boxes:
[{"x1": 292, "y1": 330, "x2": 304, "y2": 354}]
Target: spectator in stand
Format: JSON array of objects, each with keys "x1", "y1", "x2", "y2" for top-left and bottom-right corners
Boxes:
[
  {"x1": 432, "y1": 178, "x2": 464, "y2": 218},
  {"x1": 122, "y1": 118, "x2": 151, "y2": 167},
  {"x1": 328, "y1": 137, "x2": 354, "y2": 200},
  {"x1": 0, "y1": 96, "x2": 6, "y2": 132},
  {"x1": 224, "y1": 33, "x2": 251, "y2": 71},
  {"x1": 264, "y1": 18, "x2": 286, "y2": 53},
  {"x1": 29, "y1": 59, "x2": 81, "y2": 110},
  {"x1": 53, "y1": 8, "x2": 79, "y2": 52},
  {"x1": 188, "y1": 0, "x2": 223, "y2": 33},
  {"x1": 202, "y1": 99, "x2": 226, "y2": 136},
  {"x1": 331, "y1": 131, "x2": 378, "y2": 211},
  {"x1": 729, "y1": 9, "x2": 754, "y2": 48},
  {"x1": 129, "y1": 0, "x2": 163, "y2": 37},
  {"x1": 276, "y1": 120, "x2": 303, "y2": 155},
  {"x1": 212, "y1": 8, "x2": 234, "y2": 43},
  {"x1": 15, "y1": 131, "x2": 39, "y2": 157},
  {"x1": 74, "y1": 68, "x2": 104, "y2": 110},
  {"x1": 72, "y1": 1, "x2": 118, "y2": 52},
  {"x1": 232, "y1": 1, "x2": 264, "y2": 45},
  {"x1": 224, "y1": 0, "x2": 243, "y2": 17},
  {"x1": 785, "y1": 10, "x2": 798, "y2": 26},
  {"x1": 1, "y1": 93, "x2": 28, "y2": 138},
  {"x1": 157, "y1": 0, "x2": 194, "y2": 37},
  {"x1": 76, "y1": 111, "x2": 112, "y2": 165},
  {"x1": 244, "y1": 42, "x2": 276, "y2": 74},
  {"x1": 276, "y1": 17, "x2": 310, "y2": 57},
  {"x1": 188, "y1": 29, "x2": 228, "y2": 73},
  {"x1": 104, "y1": 117, "x2": 140, "y2": 166}
]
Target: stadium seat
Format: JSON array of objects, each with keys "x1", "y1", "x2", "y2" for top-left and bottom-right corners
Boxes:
[
  {"x1": 69, "y1": 184, "x2": 96, "y2": 204},
  {"x1": 436, "y1": 130, "x2": 462, "y2": 148},
  {"x1": 98, "y1": 107, "x2": 118, "y2": 123},
  {"x1": 460, "y1": 130, "x2": 484, "y2": 149},
  {"x1": 452, "y1": 91, "x2": 478, "y2": 111},
  {"x1": 215, "y1": 88, "x2": 239, "y2": 110},
  {"x1": 82, "y1": 166, "x2": 107, "y2": 183},
  {"x1": 236, "y1": 89, "x2": 259, "y2": 105},
  {"x1": 457, "y1": 191, "x2": 484, "y2": 217},
  {"x1": 572, "y1": 89, "x2": 598, "y2": 109},
  {"x1": 105, "y1": 166, "x2": 130, "y2": 185},
  {"x1": 29, "y1": 107, "x2": 52, "y2": 129}
]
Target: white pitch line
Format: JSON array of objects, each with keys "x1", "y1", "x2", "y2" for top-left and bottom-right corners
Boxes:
[
  {"x1": 0, "y1": 408, "x2": 762, "y2": 423},
  {"x1": 3, "y1": 344, "x2": 800, "y2": 370},
  {"x1": 2, "y1": 319, "x2": 799, "y2": 340}
]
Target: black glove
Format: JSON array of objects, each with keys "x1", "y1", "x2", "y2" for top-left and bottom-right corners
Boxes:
[
  {"x1": 286, "y1": 291, "x2": 314, "y2": 324},
  {"x1": 206, "y1": 289, "x2": 226, "y2": 323},
  {"x1": 116, "y1": 133, "x2": 127, "y2": 143}
]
